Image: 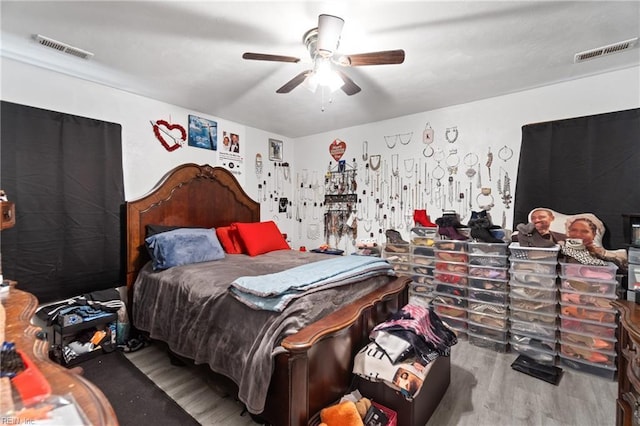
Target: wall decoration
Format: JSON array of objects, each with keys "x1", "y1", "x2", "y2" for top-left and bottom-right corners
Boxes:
[
  {"x1": 150, "y1": 119, "x2": 186, "y2": 152},
  {"x1": 221, "y1": 130, "x2": 240, "y2": 153},
  {"x1": 329, "y1": 139, "x2": 346, "y2": 161},
  {"x1": 188, "y1": 115, "x2": 217, "y2": 150},
  {"x1": 269, "y1": 138, "x2": 283, "y2": 161}
]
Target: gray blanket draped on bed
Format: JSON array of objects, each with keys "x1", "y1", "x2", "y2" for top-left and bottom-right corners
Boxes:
[{"x1": 131, "y1": 250, "x2": 394, "y2": 414}]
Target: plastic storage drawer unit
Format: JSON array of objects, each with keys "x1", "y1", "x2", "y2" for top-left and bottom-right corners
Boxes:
[
  {"x1": 560, "y1": 275, "x2": 619, "y2": 296},
  {"x1": 510, "y1": 318, "x2": 557, "y2": 340},
  {"x1": 509, "y1": 282, "x2": 558, "y2": 301},
  {"x1": 510, "y1": 307, "x2": 557, "y2": 326},
  {"x1": 468, "y1": 265, "x2": 508, "y2": 280},
  {"x1": 509, "y1": 270, "x2": 557, "y2": 289},
  {"x1": 559, "y1": 328, "x2": 617, "y2": 352},
  {"x1": 468, "y1": 276, "x2": 508, "y2": 292},
  {"x1": 467, "y1": 331, "x2": 509, "y2": 352},
  {"x1": 467, "y1": 242, "x2": 509, "y2": 256},
  {"x1": 509, "y1": 258, "x2": 558, "y2": 275},
  {"x1": 467, "y1": 311, "x2": 509, "y2": 329},
  {"x1": 434, "y1": 249, "x2": 469, "y2": 263},
  {"x1": 434, "y1": 240, "x2": 467, "y2": 252},
  {"x1": 558, "y1": 354, "x2": 616, "y2": 380},
  {"x1": 509, "y1": 296, "x2": 558, "y2": 315},
  {"x1": 509, "y1": 243, "x2": 560, "y2": 261},
  {"x1": 559, "y1": 289, "x2": 617, "y2": 310},
  {"x1": 559, "y1": 315, "x2": 617, "y2": 338},
  {"x1": 558, "y1": 261, "x2": 618, "y2": 280}
]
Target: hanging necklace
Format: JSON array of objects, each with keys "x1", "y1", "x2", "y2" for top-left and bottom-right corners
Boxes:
[
  {"x1": 362, "y1": 141, "x2": 369, "y2": 161},
  {"x1": 433, "y1": 147, "x2": 445, "y2": 163},
  {"x1": 464, "y1": 152, "x2": 478, "y2": 179},
  {"x1": 498, "y1": 145, "x2": 514, "y2": 163},
  {"x1": 423, "y1": 123, "x2": 434, "y2": 144},
  {"x1": 399, "y1": 132, "x2": 413, "y2": 145},
  {"x1": 422, "y1": 145, "x2": 434, "y2": 158},
  {"x1": 445, "y1": 126, "x2": 459, "y2": 144},
  {"x1": 369, "y1": 155, "x2": 381, "y2": 171},
  {"x1": 486, "y1": 147, "x2": 493, "y2": 181},
  {"x1": 255, "y1": 153, "x2": 263, "y2": 179},
  {"x1": 446, "y1": 149, "x2": 460, "y2": 175},
  {"x1": 404, "y1": 158, "x2": 414, "y2": 178},
  {"x1": 391, "y1": 154, "x2": 399, "y2": 177},
  {"x1": 497, "y1": 167, "x2": 512, "y2": 209},
  {"x1": 384, "y1": 135, "x2": 397, "y2": 149}
]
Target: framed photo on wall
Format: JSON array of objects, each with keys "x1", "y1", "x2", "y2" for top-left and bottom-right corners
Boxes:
[{"x1": 269, "y1": 138, "x2": 283, "y2": 161}]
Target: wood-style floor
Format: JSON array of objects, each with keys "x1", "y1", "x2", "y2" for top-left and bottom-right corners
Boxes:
[{"x1": 125, "y1": 337, "x2": 617, "y2": 426}]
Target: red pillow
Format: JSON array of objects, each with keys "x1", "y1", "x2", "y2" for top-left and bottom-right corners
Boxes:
[
  {"x1": 216, "y1": 226, "x2": 243, "y2": 254},
  {"x1": 233, "y1": 221, "x2": 290, "y2": 256}
]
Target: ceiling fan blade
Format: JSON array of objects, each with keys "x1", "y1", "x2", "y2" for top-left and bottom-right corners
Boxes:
[
  {"x1": 276, "y1": 70, "x2": 312, "y2": 94},
  {"x1": 335, "y1": 70, "x2": 361, "y2": 96},
  {"x1": 242, "y1": 52, "x2": 301, "y2": 63},
  {"x1": 340, "y1": 49, "x2": 405, "y2": 66}
]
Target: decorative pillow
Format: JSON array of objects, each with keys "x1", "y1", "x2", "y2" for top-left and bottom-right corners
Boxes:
[
  {"x1": 216, "y1": 226, "x2": 243, "y2": 254},
  {"x1": 233, "y1": 221, "x2": 290, "y2": 256},
  {"x1": 145, "y1": 228, "x2": 225, "y2": 270}
]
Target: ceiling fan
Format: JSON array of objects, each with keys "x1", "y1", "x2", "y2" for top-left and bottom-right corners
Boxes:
[{"x1": 242, "y1": 14, "x2": 405, "y2": 96}]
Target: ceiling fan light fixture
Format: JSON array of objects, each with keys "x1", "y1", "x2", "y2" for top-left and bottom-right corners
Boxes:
[
  {"x1": 316, "y1": 14, "x2": 344, "y2": 57},
  {"x1": 315, "y1": 60, "x2": 344, "y2": 92}
]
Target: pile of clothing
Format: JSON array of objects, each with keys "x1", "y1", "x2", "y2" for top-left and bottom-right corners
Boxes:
[{"x1": 353, "y1": 304, "x2": 457, "y2": 400}]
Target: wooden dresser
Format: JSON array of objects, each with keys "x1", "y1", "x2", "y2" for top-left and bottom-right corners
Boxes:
[
  {"x1": 613, "y1": 300, "x2": 640, "y2": 426},
  {"x1": 2, "y1": 284, "x2": 118, "y2": 425}
]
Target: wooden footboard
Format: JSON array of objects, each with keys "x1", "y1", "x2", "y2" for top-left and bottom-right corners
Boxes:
[{"x1": 259, "y1": 276, "x2": 410, "y2": 426}]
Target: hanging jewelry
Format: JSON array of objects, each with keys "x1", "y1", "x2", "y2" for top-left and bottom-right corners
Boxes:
[
  {"x1": 498, "y1": 145, "x2": 513, "y2": 163},
  {"x1": 404, "y1": 158, "x2": 414, "y2": 178},
  {"x1": 255, "y1": 153, "x2": 263, "y2": 179},
  {"x1": 476, "y1": 188, "x2": 495, "y2": 211},
  {"x1": 445, "y1": 126, "x2": 459, "y2": 144},
  {"x1": 486, "y1": 147, "x2": 493, "y2": 181},
  {"x1": 391, "y1": 154, "x2": 399, "y2": 177},
  {"x1": 448, "y1": 176, "x2": 454, "y2": 205},
  {"x1": 369, "y1": 155, "x2": 381, "y2": 171},
  {"x1": 362, "y1": 140, "x2": 369, "y2": 161},
  {"x1": 422, "y1": 145, "x2": 434, "y2": 158},
  {"x1": 282, "y1": 161, "x2": 290, "y2": 182},
  {"x1": 433, "y1": 147, "x2": 445, "y2": 163},
  {"x1": 464, "y1": 152, "x2": 478, "y2": 179},
  {"x1": 476, "y1": 163, "x2": 482, "y2": 188},
  {"x1": 446, "y1": 149, "x2": 460, "y2": 175},
  {"x1": 399, "y1": 132, "x2": 413, "y2": 145},
  {"x1": 423, "y1": 123, "x2": 434, "y2": 144},
  {"x1": 384, "y1": 135, "x2": 398, "y2": 149},
  {"x1": 499, "y1": 167, "x2": 512, "y2": 208}
]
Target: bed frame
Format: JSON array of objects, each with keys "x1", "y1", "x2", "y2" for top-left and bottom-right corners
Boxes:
[{"x1": 125, "y1": 163, "x2": 410, "y2": 426}]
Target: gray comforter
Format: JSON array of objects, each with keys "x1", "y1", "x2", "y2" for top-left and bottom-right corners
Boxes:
[{"x1": 132, "y1": 250, "x2": 393, "y2": 414}]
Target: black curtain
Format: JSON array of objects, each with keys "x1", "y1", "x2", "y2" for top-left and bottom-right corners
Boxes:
[
  {"x1": 1, "y1": 101, "x2": 124, "y2": 304},
  {"x1": 513, "y1": 108, "x2": 640, "y2": 250}
]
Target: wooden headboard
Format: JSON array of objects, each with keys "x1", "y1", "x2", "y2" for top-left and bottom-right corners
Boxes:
[{"x1": 125, "y1": 163, "x2": 260, "y2": 289}]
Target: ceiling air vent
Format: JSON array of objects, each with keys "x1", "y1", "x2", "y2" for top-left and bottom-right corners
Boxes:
[
  {"x1": 574, "y1": 37, "x2": 638, "y2": 63},
  {"x1": 33, "y1": 34, "x2": 94, "y2": 59}
]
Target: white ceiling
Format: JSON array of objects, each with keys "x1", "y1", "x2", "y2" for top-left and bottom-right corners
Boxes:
[{"x1": 1, "y1": 1, "x2": 639, "y2": 138}]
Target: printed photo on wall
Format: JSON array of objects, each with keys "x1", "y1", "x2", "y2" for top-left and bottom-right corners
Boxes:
[
  {"x1": 221, "y1": 131, "x2": 240, "y2": 153},
  {"x1": 269, "y1": 138, "x2": 283, "y2": 161},
  {"x1": 188, "y1": 115, "x2": 217, "y2": 150}
]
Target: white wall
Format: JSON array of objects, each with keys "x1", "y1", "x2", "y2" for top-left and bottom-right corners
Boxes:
[
  {"x1": 291, "y1": 67, "x2": 640, "y2": 252},
  {"x1": 2, "y1": 57, "x2": 638, "y2": 253}
]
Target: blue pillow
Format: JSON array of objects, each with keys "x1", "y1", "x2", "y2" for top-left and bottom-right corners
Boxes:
[{"x1": 145, "y1": 228, "x2": 225, "y2": 270}]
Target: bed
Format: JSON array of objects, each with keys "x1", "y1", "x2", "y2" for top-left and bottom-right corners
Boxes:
[{"x1": 125, "y1": 163, "x2": 410, "y2": 426}]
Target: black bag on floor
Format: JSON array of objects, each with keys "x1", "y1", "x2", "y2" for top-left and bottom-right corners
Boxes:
[{"x1": 511, "y1": 354, "x2": 563, "y2": 385}]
